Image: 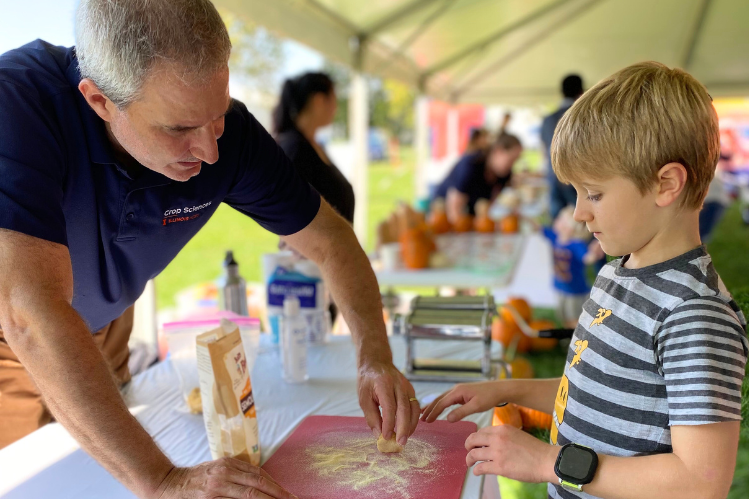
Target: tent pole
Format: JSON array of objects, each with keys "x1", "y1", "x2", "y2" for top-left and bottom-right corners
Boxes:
[
  {"x1": 451, "y1": 0, "x2": 607, "y2": 100},
  {"x1": 681, "y1": 0, "x2": 713, "y2": 70},
  {"x1": 350, "y1": 37, "x2": 369, "y2": 246},
  {"x1": 414, "y1": 93, "x2": 430, "y2": 201}
]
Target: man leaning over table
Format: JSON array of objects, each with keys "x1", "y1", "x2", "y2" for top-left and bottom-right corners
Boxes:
[{"x1": 0, "y1": 1, "x2": 420, "y2": 498}]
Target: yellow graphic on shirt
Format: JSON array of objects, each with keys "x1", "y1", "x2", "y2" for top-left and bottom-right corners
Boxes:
[
  {"x1": 550, "y1": 375, "x2": 569, "y2": 445},
  {"x1": 589, "y1": 308, "x2": 612, "y2": 327},
  {"x1": 569, "y1": 340, "x2": 589, "y2": 368},
  {"x1": 551, "y1": 339, "x2": 590, "y2": 445}
]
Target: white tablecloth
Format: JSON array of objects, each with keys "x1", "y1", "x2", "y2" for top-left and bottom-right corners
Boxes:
[{"x1": 0, "y1": 336, "x2": 497, "y2": 499}]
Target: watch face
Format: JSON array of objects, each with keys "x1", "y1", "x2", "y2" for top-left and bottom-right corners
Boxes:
[{"x1": 558, "y1": 445, "x2": 594, "y2": 480}]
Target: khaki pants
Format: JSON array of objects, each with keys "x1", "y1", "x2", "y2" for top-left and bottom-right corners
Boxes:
[{"x1": 0, "y1": 306, "x2": 134, "y2": 449}]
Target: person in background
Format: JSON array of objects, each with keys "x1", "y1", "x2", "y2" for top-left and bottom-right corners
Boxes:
[
  {"x1": 542, "y1": 207, "x2": 604, "y2": 328},
  {"x1": 273, "y1": 72, "x2": 355, "y2": 225},
  {"x1": 465, "y1": 127, "x2": 489, "y2": 154},
  {"x1": 541, "y1": 74, "x2": 584, "y2": 219},
  {"x1": 433, "y1": 133, "x2": 522, "y2": 223},
  {"x1": 699, "y1": 140, "x2": 732, "y2": 242}
]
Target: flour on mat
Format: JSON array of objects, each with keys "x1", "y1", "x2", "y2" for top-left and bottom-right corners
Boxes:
[{"x1": 305, "y1": 435, "x2": 439, "y2": 498}]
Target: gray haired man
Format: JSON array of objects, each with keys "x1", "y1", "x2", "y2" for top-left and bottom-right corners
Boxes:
[{"x1": 0, "y1": 1, "x2": 419, "y2": 498}]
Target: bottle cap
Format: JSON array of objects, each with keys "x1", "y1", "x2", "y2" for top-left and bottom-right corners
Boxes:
[
  {"x1": 224, "y1": 250, "x2": 238, "y2": 267},
  {"x1": 283, "y1": 295, "x2": 301, "y2": 316}
]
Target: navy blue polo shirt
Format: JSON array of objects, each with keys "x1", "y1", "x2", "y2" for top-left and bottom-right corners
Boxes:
[
  {"x1": 432, "y1": 151, "x2": 512, "y2": 215},
  {"x1": 0, "y1": 40, "x2": 321, "y2": 332}
]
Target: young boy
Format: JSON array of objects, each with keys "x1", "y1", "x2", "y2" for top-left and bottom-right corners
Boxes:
[
  {"x1": 542, "y1": 206, "x2": 604, "y2": 328},
  {"x1": 421, "y1": 61, "x2": 749, "y2": 499}
]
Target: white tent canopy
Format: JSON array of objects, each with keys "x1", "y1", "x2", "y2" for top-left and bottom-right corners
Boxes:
[{"x1": 216, "y1": 0, "x2": 749, "y2": 105}]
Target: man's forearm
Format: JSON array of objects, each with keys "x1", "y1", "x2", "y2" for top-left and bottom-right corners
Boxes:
[
  {"x1": 314, "y1": 222, "x2": 391, "y2": 365},
  {"x1": 4, "y1": 301, "x2": 173, "y2": 499}
]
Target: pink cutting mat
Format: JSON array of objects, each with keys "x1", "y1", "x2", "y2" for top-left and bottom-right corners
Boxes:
[{"x1": 262, "y1": 415, "x2": 477, "y2": 499}]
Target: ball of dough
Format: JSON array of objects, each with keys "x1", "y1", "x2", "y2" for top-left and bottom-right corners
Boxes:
[
  {"x1": 187, "y1": 387, "x2": 203, "y2": 414},
  {"x1": 376, "y1": 434, "x2": 404, "y2": 453}
]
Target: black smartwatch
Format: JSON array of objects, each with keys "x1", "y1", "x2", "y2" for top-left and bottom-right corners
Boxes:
[{"x1": 554, "y1": 443, "x2": 599, "y2": 492}]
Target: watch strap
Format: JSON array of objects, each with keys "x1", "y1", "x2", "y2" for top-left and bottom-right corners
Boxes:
[{"x1": 559, "y1": 478, "x2": 584, "y2": 492}]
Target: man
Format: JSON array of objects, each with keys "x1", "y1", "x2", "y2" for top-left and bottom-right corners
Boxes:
[
  {"x1": 0, "y1": 1, "x2": 419, "y2": 498},
  {"x1": 541, "y1": 74, "x2": 584, "y2": 219}
]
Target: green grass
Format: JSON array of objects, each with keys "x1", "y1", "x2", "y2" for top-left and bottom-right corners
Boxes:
[
  {"x1": 154, "y1": 205, "x2": 279, "y2": 308},
  {"x1": 155, "y1": 148, "x2": 418, "y2": 308}
]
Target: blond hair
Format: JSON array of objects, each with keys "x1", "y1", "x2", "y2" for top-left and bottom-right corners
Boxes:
[{"x1": 551, "y1": 61, "x2": 719, "y2": 209}]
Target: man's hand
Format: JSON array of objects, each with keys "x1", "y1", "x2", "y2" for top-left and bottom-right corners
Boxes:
[
  {"x1": 465, "y1": 425, "x2": 557, "y2": 483},
  {"x1": 358, "y1": 359, "x2": 420, "y2": 445},
  {"x1": 282, "y1": 201, "x2": 420, "y2": 445},
  {"x1": 156, "y1": 458, "x2": 297, "y2": 499}
]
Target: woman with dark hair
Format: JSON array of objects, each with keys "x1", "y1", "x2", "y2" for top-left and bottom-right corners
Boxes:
[
  {"x1": 273, "y1": 72, "x2": 355, "y2": 224},
  {"x1": 432, "y1": 133, "x2": 522, "y2": 222}
]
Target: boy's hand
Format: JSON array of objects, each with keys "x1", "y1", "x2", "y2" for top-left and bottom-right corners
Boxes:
[
  {"x1": 465, "y1": 425, "x2": 557, "y2": 483},
  {"x1": 420, "y1": 381, "x2": 505, "y2": 423}
]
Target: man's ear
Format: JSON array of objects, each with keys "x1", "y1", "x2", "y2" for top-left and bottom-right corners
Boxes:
[
  {"x1": 78, "y1": 78, "x2": 116, "y2": 123},
  {"x1": 655, "y1": 162, "x2": 688, "y2": 208}
]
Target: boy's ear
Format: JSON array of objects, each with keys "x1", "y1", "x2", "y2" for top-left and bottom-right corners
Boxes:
[{"x1": 655, "y1": 162, "x2": 688, "y2": 208}]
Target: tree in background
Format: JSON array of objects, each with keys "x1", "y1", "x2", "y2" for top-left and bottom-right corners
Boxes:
[
  {"x1": 322, "y1": 60, "x2": 416, "y2": 145},
  {"x1": 220, "y1": 10, "x2": 285, "y2": 90}
]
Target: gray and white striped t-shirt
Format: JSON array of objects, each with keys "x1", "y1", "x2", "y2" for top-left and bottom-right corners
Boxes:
[{"x1": 548, "y1": 246, "x2": 748, "y2": 499}]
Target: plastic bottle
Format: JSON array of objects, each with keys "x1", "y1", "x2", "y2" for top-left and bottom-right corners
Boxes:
[
  {"x1": 220, "y1": 250, "x2": 249, "y2": 316},
  {"x1": 280, "y1": 296, "x2": 308, "y2": 383}
]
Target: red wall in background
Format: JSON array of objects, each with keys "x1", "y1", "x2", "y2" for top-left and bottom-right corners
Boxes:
[{"x1": 428, "y1": 101, "x2": 484, "y2": 160}]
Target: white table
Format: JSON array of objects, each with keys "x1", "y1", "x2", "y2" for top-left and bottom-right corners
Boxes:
[
  {"x1": 375, "y1": 234, "x2": 525, "y2": 289},
  {"x1": 0, "y1": 336, "x2": 497, "y2": 499}
]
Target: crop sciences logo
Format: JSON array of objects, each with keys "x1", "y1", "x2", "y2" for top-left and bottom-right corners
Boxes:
[{"x1": 162, "y1": 201, "x2": 212, "y2": 226}]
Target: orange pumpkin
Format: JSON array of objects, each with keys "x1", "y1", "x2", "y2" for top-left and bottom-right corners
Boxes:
[
  {"x1": 492, "y1": 317, "x2": 530, "y2": 353},
  {"x1": 428, "y1": 205, "x2": 452, "y2": 234},
  {"x1": 500, "y1": 213, "x2": 519, "y2": 234},
  {"x1": 492, "y1": 403, "x2": 522, "y2": 428},
  {"x1": 513, "y1": 404, "x2": 553, "y2": 430},
  {"x1": 400, "y1": 229, "x2": 431, "y2": 269},
  {"x1": 474, "y1": 216, "x2": 495, "y2": 233},
  {"x1": 473, "y1": 199, "x2": 495, "y2": 233},
  {"x1": 528, "y1": 319, "x2": 558, "y2": 351},
  {"x1": 508, "y1": 357, "x2": 535, "y2": 379},
  {"x1": 501, "y1": 297, "x2": 532, "y2": 324},
  {"x1": 454, "y1": 214, "x2": 474, "y2": 233}
]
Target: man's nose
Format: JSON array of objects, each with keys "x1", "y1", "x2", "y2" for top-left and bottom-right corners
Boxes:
[{"x1": 190, "y1": 122, "x2": 221, "y2": 164}]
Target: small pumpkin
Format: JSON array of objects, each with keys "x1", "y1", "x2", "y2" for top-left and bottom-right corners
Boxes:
[
  {"x1": 500, "y1": 297, "x2": 532, "y2": 324},
  {"x1": 528, "y1": 319, "x2": 558, "y2": 351},
  {"x1": 474, "y1": 199, "x2": 495, "y2": 233},
  {"x1": 428, "y1": 199, "x2": 452, "y2": 234},
  {"x1": 513, "y1": 404, "x2": 553, "y2": 430},
  {"x1": 508, "y1": 356, "x2": 534, "y2": 379},
  {"x1": 400, "y1": 229, "x2": 431, "y2": 269},
  {"x1": 500, "y1": 213, "x2": 519, "y2": 234},
  {"x1": 454, "y1": 213, "x2": 474, "y2": 233},
  {"x1": 492, "y1": 403, "x2": 522, "y2": 428},
  {"x1": 492, "y1": 316, "x2": 530, "y2": 353},
  {"x1": 474, "y1": 217, "x2": 495, "y2": 233}
]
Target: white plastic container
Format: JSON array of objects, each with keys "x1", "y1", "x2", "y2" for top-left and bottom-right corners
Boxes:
[
  {"x1": 164, "y1": 316, "x2": 261, "y2": 411},
  {"x1": 280, "y1": 296, "x2": 308, "y2": 383}
]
